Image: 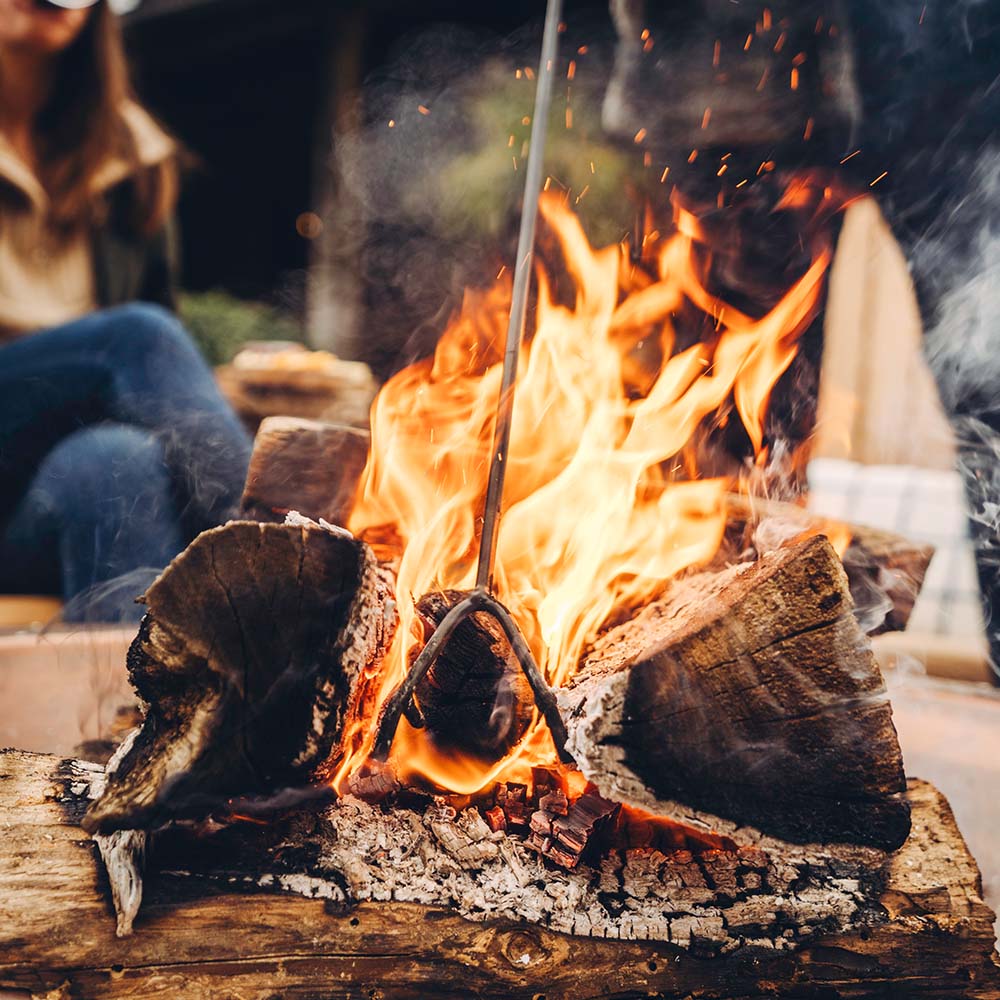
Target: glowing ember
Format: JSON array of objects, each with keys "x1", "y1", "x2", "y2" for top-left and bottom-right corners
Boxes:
[{"x1": 334, "y1": 184, "x2": 840, "y2": 796}]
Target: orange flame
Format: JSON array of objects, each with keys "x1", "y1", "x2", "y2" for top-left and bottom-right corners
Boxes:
[{"x1": 335, "y1": 185, "x2": 839, "y2": 795}]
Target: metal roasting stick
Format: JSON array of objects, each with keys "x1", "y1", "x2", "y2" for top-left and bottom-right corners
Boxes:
[{"x1": 372, "y1": 0, "x2": 572, "y2": 765}]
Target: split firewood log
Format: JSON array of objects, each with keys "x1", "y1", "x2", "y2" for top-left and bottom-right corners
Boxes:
[
  {"x1": 83, "y1": 518, "x2": 395, "y2": 835},
  {"x1": 240, "y1": 416, "x2": 370, "y2": 527},
  {"x1": 559, "y1": 535, "x2": 911, "y2": 850},
  {"x1": 412, "y1": 590, "x2": 534, "y2": 759},
  {"x1": 725, "y1": 493, "x2": 935, "y2": 633}
]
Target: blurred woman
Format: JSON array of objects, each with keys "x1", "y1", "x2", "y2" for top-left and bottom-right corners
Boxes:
[{"x1": 0, "y1": 0, "x2": 251, "y2": 621}]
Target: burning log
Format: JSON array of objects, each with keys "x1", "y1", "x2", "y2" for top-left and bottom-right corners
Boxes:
[
  {"x1": 240, "y1": 416, "x2": 370, "y2": 527},
  {"x1": 83, "y1": 517, "x2": 395, "y2": 834},
  {"x1": 725, "y1": 493, "x2": 935, "y2": 634},
  {"x1": 3, "y1": 750, "x2": 999, "y2": 999},
  {"x1": 412, "y1": 589, "x2": 533, "y2": 759},
  {"x1": 559, "y1": 535, "x2": 911, "y2": 850}
]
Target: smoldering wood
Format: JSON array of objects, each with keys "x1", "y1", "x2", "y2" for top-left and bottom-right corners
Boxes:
[
  {"x1": 240, "y1": 416, "x2": 371, "y2": 528},
  {"x1": 412, "y1": 589, "x2": 534, "y2": 759},
  {"x1": 2, "y1": 750, "x2": 998, "y2": 1000},
  {"x1": 83, "y1": 518, "x2": 395, "y2": 835},
  {"x1": 725, "y1": 493, "x2": 935, "y2": 634},
  {"x1": 560, "y1": 535, "x2": 911, "y2": 850}
]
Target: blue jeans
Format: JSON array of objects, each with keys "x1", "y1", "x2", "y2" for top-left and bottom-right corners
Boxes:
[{"x1": 0, "y1": 303, "x2": 252, "y2": 622}]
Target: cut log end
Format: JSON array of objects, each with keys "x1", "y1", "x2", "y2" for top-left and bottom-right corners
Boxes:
[
  {"x1": 83, "y1": 518, "x2": 395, "y2": 835},
  {"x1": 413, "y1": 589, "x2": 534, "y2": 760}
]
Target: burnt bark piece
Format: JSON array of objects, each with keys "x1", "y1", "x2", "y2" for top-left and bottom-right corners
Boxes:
[
  {"x1": 725, "y1": 493, "x2": 935, "y2": 634},
  {"x1": 83, "y1": 519, "x2": 394, "y2": 834},
  {"x1": 240, "y1": 416, "x2": 370, "y2": 527},
  {"x1": 412, "y1": 590, "x2": 533, "y2": 759},
  {"x1": 560, "y1": 535, "x2": 911, "y2": 850},
  {"x1": 5, "y1": 751, "x2": 1000, "y2": 999}
]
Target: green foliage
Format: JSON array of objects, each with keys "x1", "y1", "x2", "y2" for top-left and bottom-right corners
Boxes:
[
  {"x1": 403, "y1": 60, "x2": 636, "y2": 248},
  {"x1": 178, "y1": 290, "x2": 304, "y2": 366}
]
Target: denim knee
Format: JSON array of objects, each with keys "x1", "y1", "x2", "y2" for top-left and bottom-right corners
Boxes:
[
  {"x1": 101, "y1": 302, "x2": 203, "y2": 369},
  {"x1": 36, "y1": 424, "x2": 170, "y2": 512}
]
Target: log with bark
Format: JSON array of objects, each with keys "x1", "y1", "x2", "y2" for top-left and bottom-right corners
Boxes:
[
  {"x1": 560, "y1": 535, "x2": 910, "y2": 850},
  {"x1": 82, "y1": 516, "x2": 395, "y2": 835},
  {"x1": 411, "y1": 589, "x2": 534, "y2": 759},
  {"x1": 724, "y1": 493, "x2": 935, "y2": 634},
  {"x1": 1, "y1": 750, "x2": 997, "y2": 1000}
]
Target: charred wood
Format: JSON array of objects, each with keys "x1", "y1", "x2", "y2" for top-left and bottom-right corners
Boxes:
[
  {"x1": 83, "y1": 518, "x2": 395, "y2": 834},
  {"x1": 3, "y1": 751, "x2": 999, "y2": 999},
  {"x1": 560, "y1": 535, "x2": 910, "y2": 850},
  {"x1": 412, "y1": 589, "x2": 534, "y2": 759}
]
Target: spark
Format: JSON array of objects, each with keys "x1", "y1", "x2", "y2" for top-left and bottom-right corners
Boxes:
[
  {"x1": 762, "y1": 7, "x2": 772, "y2": 30},
  {"x1": 565, "y1": 107, "x2": 573, "y2": 129},
  {"x1": 815, "y1": 16, "x2": 824, "y2": 33},
  {"x1": 512, "y1": 157, "x2": 518, "y2": 171},
  {"x1": 418, "y1": 105, "x2": 430, "y2": 115},
  {"x1": 388, "y1": 119, "x2": 395, "y2": 128},
  {"x1": 508, "y1": 135, "x2": 515, "y2": 148},
  {"x1": 736, "y1": 178, "x2": 749, "y2": 188},
  {"x1": 641, "y1": 28, "x2": 650, "y2": 41},
  {"x1": 643, "y1": 36, "x2": 654, "y2": 52},
  {"x1": 634, "y1": 128, "x2": 648, "y2": 144},
  {"x1": 701, "y1": 108, "x2": 712, "y2": 129},
  {"x1": 524, "y1": 67, "x2": 535, "y2": 80},
  {"x1": 721, "y1": 152, "x2": 732, "y2": 161},
  {"x1": 496, "y1": 265, "x2": 506, "y2": 280},
  {"x1": 567, "y1": 60, "x2": 576, "y2": 80},
  {"x1": 574, "y1": 185, "x2": 590, "y2": 204},
  {"x1": 744, "y1": 33, "x2": 753, "y2": 51},
  {"x1": 803, "y1": 117, "x2": 814, "y2": 140},
  {"x1": 543, "y1": 176, "x2": 552, "y2": 191},
  {"x1": 688, "y1": 149, "x2": 699, "y2": 163},
  {"x1": 869, "y1": 171, "x2": 888, "y2": 187},
  {"x1": 515, "y1": 69, "x2": 522, "y2": 79},
  {"x1": 919, "y1": 4, "x2": 926, "y2": 24},
  {"x1": 792, "y1": 52, "x2": 807, "y2": 66},
  {"x1": 790, "y1": 68, "x2": 799, "y2": 90},
  {"x1": 643, "y1": 151, "x2": 652, "y2": 167},
  {"x1": 589, "y1": 161, "x2": 595, "y2": 174},
  {"x1": 522, "y1": 116, "x2": 531, "y2": 125},
  {"x1": 840, "y1": 149, "x2": 861, "y2": 164},
  {"x1": 773, "y1": 31, "x2": 787, "y2": 53},
  {"x1": 660, "y1": 165, "x2": 670, "y2": 183},
  {"x1": 717, "y1": 164, "x2": 728, "y2": 177},
  {"x1": 577, "y1": 45, "x2": 588, "y2": 54},
  {"x1": 756, "y1": 67, "x2": 770, "y2": 91},
  {"x1": 713, "y1": 40, "x2": 721, "y2": 68}
]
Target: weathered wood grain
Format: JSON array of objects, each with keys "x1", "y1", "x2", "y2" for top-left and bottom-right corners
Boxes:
[
  {"x1": 0, "y1": 751, "x2": 996, "y2": 999},
  {"x1": 83, "y1": 518, "x2": 395, "y2": 835},
  {"x1": 725, "y1": 493, "x2": 935, "y2": 634},
  {"x1": 240, "y1": 416, "x2": 371, "y2": 528},
  {"x1": 560, "y1": 535, "x2": 911, "y2": 849}
]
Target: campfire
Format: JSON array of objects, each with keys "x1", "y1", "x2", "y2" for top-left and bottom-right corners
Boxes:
[
  {"x1": 3, "y1": 9, "x2": 998, "y2": 998},
  {"x1": 5, "y1": 165, "x2": 997, "y2": 1000},
  {"x1": 77, "y1": 167, "x2": 934, "y2": 947}
]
